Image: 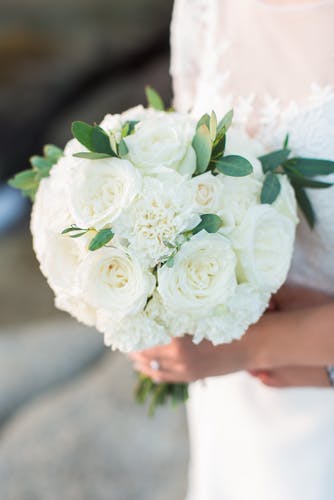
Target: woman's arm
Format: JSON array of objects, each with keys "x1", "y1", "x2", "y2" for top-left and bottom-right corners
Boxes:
[{"x1": 130, "y1": 286, "x2": 334, "y2": 384}]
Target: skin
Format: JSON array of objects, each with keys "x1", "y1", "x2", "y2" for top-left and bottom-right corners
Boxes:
[{"x1": 129, "y1": 284, "x2": 334, "y2": 388}]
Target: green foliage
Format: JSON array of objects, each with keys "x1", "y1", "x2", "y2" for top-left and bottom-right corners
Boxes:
[
  {"x1": 258, "y1": 148, "x2": 291, "y2": 173},
  {"x1": 8, "y1": 144, "x2": 63, "y2": 201},
  {"x1": 71, "y1": 121, "x2": 115, "y2": 157},
  {"x1": 88, "y1": 228, "x2": 114, "y2": 251},
  {"x1": 73, "y1": 152, "x2": 112, "y2": 160},
  {"x1": 284, "y1": 158, "x2": 334, "y2": 177},
  {"x1": 61, "y1": 225, "x2": 89, "y2": 238},
  {"x1": 294, "y1": 186, "x2": 315, "y2": 228},
  {"x1": 261, "y1": 172, "x2": 281, "y2": 204},
  {"x1": 122, "y1": 121, "x2": 139, "y2": 137},
  {"x1": 192, "y1": 124, "x2": 213, "y2": 175},
  {"x1": 117, "y1": 138, "x2": 129, "y2": 157},
  {"x1": 135, "y1": 374, "x2": 189, "y2": 417},
  {"x1": 145, "y1": 86, "x2": 165, "y2": 111},
  {"x1": 215, "y1": 155, "x2": 253, "y2": 177},
  {"x1": 192, "y1": 214, "x2": 222, "y2": 235}
]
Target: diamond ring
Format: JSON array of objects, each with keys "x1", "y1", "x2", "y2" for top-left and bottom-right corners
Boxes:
[{"x1": 150, "y1": 359, "x2": 160, "y2": 371}]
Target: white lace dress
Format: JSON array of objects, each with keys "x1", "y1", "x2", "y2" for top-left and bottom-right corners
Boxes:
[{"x1": 170, "y1": 1, "x2": 334, "y2": 499}]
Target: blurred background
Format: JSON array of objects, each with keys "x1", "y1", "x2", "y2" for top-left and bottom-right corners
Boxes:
[{"x1": 0, "y1": 1, "x2": 189, "y2": 499}]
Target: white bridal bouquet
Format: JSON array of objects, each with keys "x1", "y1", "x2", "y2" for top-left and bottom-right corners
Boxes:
[{"x1": 10, "y1": 88, "x2": 334, "y2": 413}]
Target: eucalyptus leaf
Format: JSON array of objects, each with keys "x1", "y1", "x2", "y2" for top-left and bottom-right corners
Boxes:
[
  {"x1": 261, "y1": 172, "x2": 281, "y2": 204},
  {"x1": 73, "y1": 152, "x2": 112, "y2": 160},
  {"x1": 209, "y1": 111, "x2": 217, "y2": 142},
  {"x1": 196, "y1": 114, "x2": 210, "y2": 131},
  {"x1": 192, "y1": 124, "x2": 212, "y2": 175},
  {"x1": 91, "y1": 126, "x2": 114, "y2": 155},
  {"x1": 285, "y1": 158, "x2": 334, "y2": 177},
  {"x1": 61, "y1": 226, "x2": 87, "y2": 234},
  {"x1": 166, "y1": 255, "x2": 175, "y2": 268},
  {"x1": 8, "y1": 170, "x2": 37, "y2": 190},
  {"x1": 258, "y1": 148, "x2": 291, "y2": 173},
  {"x1": 122, "y1": 120, "x2": 139, "y2": 137},
  {"x1": 217, "y1": 109, "x2": 233, "y2": 134},
  {"x1": 287, "y1": 175, "x2": 333, "y2": 189},
  {"x1": 192, "y1": 214, "x2": 222, "y2": 235},
  {"x1": 294, "y1": 186, "x2": 315, "y2": 228},
  {"x1": 71, "y1": 121, "x2": 95, "y2": 151},
  {"x1": 118, "y1": 139, "x2": 129, "y2": 157},
  {"x1": 89, "y1": 228, "x2": 114, "y2": 251},
  {"x1": 43, "y1": 144, "x2": 63, "y2": 162},
  {"x1": 145, "y1": 86, "x2": 165, "y2": 111},
  {"x1": 215, "y1": 155, "x2": 253, "y2": 177}
]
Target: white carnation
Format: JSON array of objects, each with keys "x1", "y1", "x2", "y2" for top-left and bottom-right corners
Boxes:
[
  {"x1": 67, "y1": 157, "x2": 141, "y2": 230},
  {"x1": 124, "y1": 112, "x2": 197, "y2": 176},
  {"x1": 101, "y1": 311, "x2": 170, "y2": 353},
  {"x1": 79, "y1": 247, "x2": 155, "y2": 318},
  {"x1": 113, "y1": 174, "x2": 200, "y2": 266},
  {"x1": 233, "y1": 205, "x2": 296, "y2": 292},
  {"x1": 158, "y1": 231, "x2": 237, "y2": 316}
]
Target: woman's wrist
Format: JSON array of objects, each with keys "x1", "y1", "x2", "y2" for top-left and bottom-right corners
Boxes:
[{"x1": 245, "y1": 303, "x2": 334, "y2": 371}]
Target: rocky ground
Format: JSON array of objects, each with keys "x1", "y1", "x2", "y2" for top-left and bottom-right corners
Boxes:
[{"x1": 0, "y1": 1, "x2": 189, "y2": 498}]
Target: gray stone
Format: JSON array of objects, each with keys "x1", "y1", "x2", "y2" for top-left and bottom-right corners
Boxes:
[
  {"x1": 0, "y1": 319, "x2": 104, "y2": 423},
  {"x1": 0, "y1": 354, "x2": 189, "y2": 500}
]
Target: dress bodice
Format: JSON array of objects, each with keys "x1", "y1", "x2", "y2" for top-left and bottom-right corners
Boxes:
[{"x1": 170, "y1": 0, "x2": 334, "y2": 294}]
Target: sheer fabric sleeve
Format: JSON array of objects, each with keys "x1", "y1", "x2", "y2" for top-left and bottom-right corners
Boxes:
[{"x1": 170, "y1": 0, "x2": 206, "y2": 112}]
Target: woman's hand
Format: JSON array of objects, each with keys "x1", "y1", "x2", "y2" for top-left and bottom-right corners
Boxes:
[{"x1": 129, "y1": 334, "x2": 250, "y2": 383}]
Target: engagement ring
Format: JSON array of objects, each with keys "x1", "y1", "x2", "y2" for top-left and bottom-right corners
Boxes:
[{"x1": 150, "y1": 359, "x2": 160, "y2": 371}]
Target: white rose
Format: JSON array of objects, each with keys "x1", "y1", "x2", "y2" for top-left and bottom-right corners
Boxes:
[
  {"x1": 79, "y1": 247, "x2": 155, "y2": 317},
  {"x1": 219, "y1": 174, "x2": 262, "y2": 226},
  {"x1": 274, "y1": 175, "x2": 299, "y2": 224},
  {"x1": 158, "y1": 231, "x2": 237, "y2": 315},
  {"x1": 124, "y1": 112, "x2": 197, "y2": 176},
  {"x1": 68, "y1": 157, "x2": 141, "y2": 230},
  {"x1": 31, "y1": 162, "x2": 82, "y2": 294},
  {"x1": 233, "y1": 205, "x2": 296, "y2": 292},
  {"x1": 187, "y1": 171, "x2": 225, "y2": 213},
  {"x1": 100, "y1": 312, "x2": 170, "y2": 353},
  {"x1": 113, "y1": 173, "x2": 200, "y2": 266}
]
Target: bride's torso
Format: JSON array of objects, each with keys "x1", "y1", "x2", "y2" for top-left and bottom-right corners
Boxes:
[
  {"x1": 171, "y1": 0, "x2": 334, "y2": 295},
  {"x1": 171, "y1": 4, "x2": 334, "y2": 499}
]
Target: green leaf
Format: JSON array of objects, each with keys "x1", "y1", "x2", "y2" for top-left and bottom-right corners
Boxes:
[
  {"x1": 209, "y1": 111, "x2": 217, "y2": 142},
  {"x1": 72, "y1": 122, "x2": 114, "y2": 155},
  {"x1": 30, "y1": 156, "x2": 54, "y2": 179},
  {"x1": 118, "y1": 138, "x2": 129, "y2": 157},
  {"x1": 122, "y1": 120, "x2": 139, "y2": 137},
  {"x1": 72, "y1": 121, "x2": 95, "y2": 151},
  {"x1": 8, "y1": 170, "x2": 37, "y2": 190},
  {"x1": 192, "y1": 124, "x2": 212, "y2": 175},
  {"x1": 92, "y1": 126, "x2": 114, "y2": 155},
  {"x1": 283, "y1": 134, "x2": 290, "y2": 149},
  {"x1": 89, "y1": 228, "x2": 114, "y2": 251},
  {"x1": 61, "y1": 226, "x2": 87, "y2": 235},
  {"x1": 73, "y1": 152, "x2": 112, "y2": 160},
  {"x1": 258, "y1": 148, "x2": 291, "y2": 173},
  {"x1": 196, "y1": 114, "x2": 210, "y2": 131},
  {"x1": 192, "y1": 214, "x2": 222, "y2": 235},
  {"x1": 285, "y1": 158, "x2": 334, "y2": 177},
  {"x1": 215, "y1": 155, "x2": 253, "y2": 177},
  {"x1": 166, "y1": 255, "x2": 175, "y2": 268},
  {"x1": 44, "y1": 144, "x2": 63, "y2": 162},
  {"x1": 145, "y1": 86, "x2": 165, "y2": 111},
  {"x1": 294, "y1": 186, "x2": 315, "y2": 228},
  {"x1": 287, "y1": 175, "x2": 333, "y2": 189},
  {"x1": 261, "y1": 172, "x2": 281, "y2": 204},
  {"x1": 217, "y1": 109, "x2": 233, "y2": 134}
]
